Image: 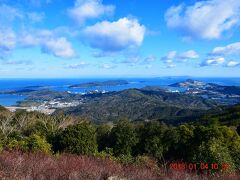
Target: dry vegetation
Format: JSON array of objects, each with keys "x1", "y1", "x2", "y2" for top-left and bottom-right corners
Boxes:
[
  {"x1": 1, "y1": 107, "x2": 240, "y2": 179},
  {"x1": 0, "y1": 151, "x2": 239, "y2": 180}
]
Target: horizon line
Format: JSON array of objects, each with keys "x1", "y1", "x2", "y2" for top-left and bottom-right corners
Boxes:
[{"x1": 0, "y1": 76, "x2": 239, "y2": 79}]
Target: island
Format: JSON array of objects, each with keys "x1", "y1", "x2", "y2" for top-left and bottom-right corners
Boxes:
[
  {"x1": 69, "y1": 80, "x2": 129, "y2": 88},
  {"x1": 170, "y1": 79, "x2": 240, "y2": 104},
  {"x1": 170, "y1": 79, "x2": 208, "y2": 88},
  {"x1": 23, "y1": 85, "x2": 50, "y2": 89},
  {"x1": 2, "y1": 79, "x2": 240, "y2": 117}
]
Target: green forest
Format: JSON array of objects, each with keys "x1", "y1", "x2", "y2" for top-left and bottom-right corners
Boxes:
[{"x1": 1, "y1": 105, "x2": 240, "y2": 179}]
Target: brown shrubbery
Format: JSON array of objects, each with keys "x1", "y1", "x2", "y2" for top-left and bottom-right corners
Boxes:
[
  {"x1": 0, "y1": 151, "x2": 161, "y2": 180},
  {"x1": 0, "y1": 151, "x2": 239, "y2": 180}
]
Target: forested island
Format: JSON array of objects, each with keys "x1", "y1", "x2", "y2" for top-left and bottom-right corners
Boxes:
[
  {"x1": 2, "y1": 79, "x2": 240, "y2": 122},
  {"x1": 69, "y1": 80, "x2": 129, "y2": 88}
]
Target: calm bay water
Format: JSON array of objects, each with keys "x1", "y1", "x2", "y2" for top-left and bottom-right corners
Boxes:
[
  {"x1": 0, "y1": 77, "x2": 240, "y2": 106},
  {"x1": 0, "y1": 94, "x2": 26, "y2": 106}
]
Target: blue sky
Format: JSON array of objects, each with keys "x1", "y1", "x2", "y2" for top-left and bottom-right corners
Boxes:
[{"x1": 0, "y1": 0, "x2": 240, "y2": 78}]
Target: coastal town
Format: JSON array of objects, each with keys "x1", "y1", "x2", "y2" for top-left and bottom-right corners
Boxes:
[
  {"x1": 2, "y1": 79, "x2": 240, "y2": 115},
  {"x1": 5, "y1": 99, "x2": 82, "y2": 114}
]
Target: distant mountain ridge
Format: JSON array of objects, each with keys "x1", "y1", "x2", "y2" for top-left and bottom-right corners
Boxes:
[{"x1": 58, "y1": 87, "x2": 217, "y2": 123}]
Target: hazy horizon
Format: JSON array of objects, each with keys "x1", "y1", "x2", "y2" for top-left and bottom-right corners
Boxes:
[{"x1": 0, "y1": 76, "x2": 240, "y2": 79}]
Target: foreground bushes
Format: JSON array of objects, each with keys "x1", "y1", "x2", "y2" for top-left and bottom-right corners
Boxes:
[
  {"x1": 4, "y1": 133, "x2": 52, "y2": 153},
  {"x1": 0, "y1": 151, "x2": 239, "y2": 180},
  {"x1": 0, "y1": 151, "x2": 161, "y2": 180},
  {"x1": 1, "y1": 109, "x2": 240, "y2": 176},
  {"x1": 55, "y1": 122, "x2": 97, "y2": 155}
]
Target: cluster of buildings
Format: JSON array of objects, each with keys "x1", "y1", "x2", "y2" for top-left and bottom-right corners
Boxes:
[{"x1": 6, "y1": 100, "x2": 82, "y2": 115}]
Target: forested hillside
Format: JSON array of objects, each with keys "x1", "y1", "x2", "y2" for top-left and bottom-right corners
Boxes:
[
  {"x1": 199, "y1": 104, "x2": 240, "y2": 126},
  {"x1": 58, "y1": 88, "x2": 217, "y2": 123}
]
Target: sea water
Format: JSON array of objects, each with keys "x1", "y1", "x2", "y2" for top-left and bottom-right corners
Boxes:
[{"x1": 0, "y1": 77, "x2": 239, "y2": 106}]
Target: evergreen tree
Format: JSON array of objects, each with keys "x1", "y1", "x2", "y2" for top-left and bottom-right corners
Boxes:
[{"x1": 57, "y1": 122, "x2": 97, "y2": 155}]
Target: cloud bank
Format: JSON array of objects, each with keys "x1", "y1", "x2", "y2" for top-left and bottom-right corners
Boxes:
[
  {"x1": 0, "y1": 28, "x2": 16, "y2": 58},
  {"x1": 68, "y1": 0, "x2": 115, "y2": 25},
  {"x1": 20, "y1": 30, "x2": 76, "y2": 58},
  {"x1": 165, "y1": 0, "x2": 240, "y2": 39},
  {"x1": 82, "y1": 17, "x2": 146, "y2": 52},
  {"x1": 212, "y1": 42, "x2": 240, "y2": 55}
]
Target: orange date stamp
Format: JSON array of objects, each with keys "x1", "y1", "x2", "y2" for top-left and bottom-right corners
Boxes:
[{"x1": 169, "y1": 162, "x2": 230, "y2": 171}]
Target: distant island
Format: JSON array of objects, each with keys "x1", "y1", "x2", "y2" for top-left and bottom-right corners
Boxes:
[
  {"x1": 170, "y1": 79, "x2": 208, "y2": 88},
  {"x1": 170, "y1": 79, "x2": 240, "y2": 95},
  {"x1": 69, "y1": 80, "x2": 129, "y2": 88},
  {"x1": 170, "y1": 79, "x2": 240, "y2": 104},
  {"x1": 2, "y1": 79, "x2": 240, "y2": 119},
  {"x1": 24, "y1": 85, "x2": 50, "y2": 89}
]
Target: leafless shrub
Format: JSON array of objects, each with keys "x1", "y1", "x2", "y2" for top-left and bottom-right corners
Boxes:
[{"x1": 0, "y1": 151, "x2": 239, "y2": 180}]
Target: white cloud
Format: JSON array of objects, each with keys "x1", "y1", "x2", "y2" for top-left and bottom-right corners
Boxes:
[
  {"x1": 212, "y1": 42, "x2": 240, "y2": 55},
  {"x1": 161, "y1": 51, "x2": 177, "y2": 67},
  {"x1": 179, "y1": 50, "x2": 199, "y2": 59},
  {"x1": 165, "y1": 59, "x2": 173, "y2": 64},
  {"x1": 20, "y1": 33, "x2": 40, "y2": 47},
  {"x1": 0, "y1": 4, "x2": 46, "y2": 24},
  {"x1": 167, "y1": 51, "x2": 177, "y2": 59},
  {"x1": 226, "y1": 61, "x2": 240, "y2": 67},
  {"x1": 0, "y1": 28, "x2": 16, "y2": 50},
  {"x1": 142, "y1": 56, "x2": 156, "y2": 68},
  {"x1": 0, "y1": 4, "x2": 23, "y2": 25},
  {"x1": 65, "y1": 62, "x2": 88, "y2": 69},
  {"x1": 99, "y1": 63, "x2": 116, "y2": 69},
  {"x1": 42, "y1": 37, "x2": 76, "y2": 58},
  {"x1": 144, "y1": 55, "x2": 156, "y2": 63},
  {"x1": 92, "y1": 51, "x2": 117, "y2": 58},
  {"x1": 20, "y1": 30, "x2": 76, "y2": 58},
  {"x1": 165, "y1": 0, "x2": 240, "y2": 39},
  {"x1": 27, "y1": 12, "x2": 45, "y2": 22},
  {"x1": 201, "y1": 56, "x2": 225, "y2": 66},
  {"x1": 145, "y1": 64, "x2": 152, "y2": 69},
  {"x1": 68, "y1": 0, "x2": 115, "y2": 25},
  {"x1": 161, "y1": 50, "x2": 199, "y2": 63},
  {"x1": 3, "y1": 60, "x2": 32, "y2": 65},
  {"x1": 165, "y1": 64, "x2": 176, "y2": 68},
  {"x1": 0, "y1": 28, "x2": 16, "y2": 57},
  {"x1": 20, "y1": 29, "x2": 55, "y2": 47},
  {"x1": 122, "y1": 56, "x2": 141, "y2": 65},
  {"x1": 82, "y1": 17, "x2": 146, "y2": 52}
]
